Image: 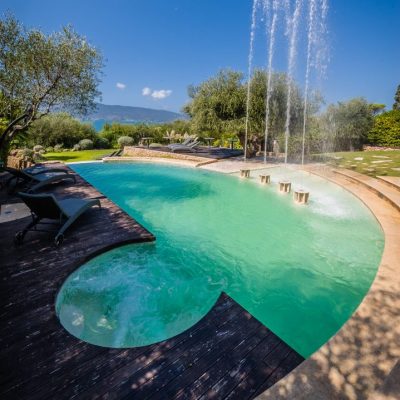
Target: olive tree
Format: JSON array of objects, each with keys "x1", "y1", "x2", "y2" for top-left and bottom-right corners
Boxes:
[
  {"x1": 183, "y1": 70, "x2": 246, "y2": 137},
  {"x1": 183, "y1": 69, "x2": 319, "y2": 157},
  {"x1": 0, "y1": 14, "x2": 103, "y2": 159},
  {"x1": 320, "y1": 98, "x2": 374, "y2": 151}
]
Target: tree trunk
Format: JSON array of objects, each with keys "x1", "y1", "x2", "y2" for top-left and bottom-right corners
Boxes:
[
  {"x1": 237, "y1": 130, "x2": 258, "y2": 158},
  {"x1": 0, "y1": 134, "x2": 10, "y2": 164},
  {"x1": 0, "y1": 113, "x2": 30, "y2": 162}
]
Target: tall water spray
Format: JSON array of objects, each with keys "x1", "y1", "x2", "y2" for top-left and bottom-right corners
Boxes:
[
  {"x1": 301, "y1": 0, "x2": 329, "y2": 164},
  {"x1": 244, "y1": 0, "x2": 329, "y2": 163},
  {"x1": 284, "y1": 0, "x2": 303, "y2": 164},
  {"x1": 301, "y1": 0, "x2": 316, "y2": 165},
  {"x1": 263, "y1": 0, "x2": 279, "y2": 164},
  {"x1": 317, "y1": 0, "x2": 329, "y2": 80},
  {"x1": 244, "y1": 0, "x2": 261, "y2": 160}
]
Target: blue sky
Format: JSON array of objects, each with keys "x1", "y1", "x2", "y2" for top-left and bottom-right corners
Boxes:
[{"x1": 1, "y1": 0, "x2": 399, "y2": 113}]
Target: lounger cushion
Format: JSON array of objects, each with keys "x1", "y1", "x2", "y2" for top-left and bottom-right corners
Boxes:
[
  {"x1": 58, "y1": 198, "x2": 99, "y2": 218},
  {"x1": 31, "y1": 172, "x2": 70, "y2": 182}
]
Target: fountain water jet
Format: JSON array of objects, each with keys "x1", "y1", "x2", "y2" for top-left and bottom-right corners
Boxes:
[
  {"x1": 301, "y1": 0, "x2": 316, "y2": 165},
  {"x1": 301, "y1": 0, "x2": 329, "y2": 165},
  {"x1": 244, "y1": 0, "x2": 329, "y2": 169},
  {"x1": 263, "y1": 0, "x2": 280, "y2": 164},
  {"x1": 283, "y1": 0, "x2": 303, "y2": 164},
  {"x1": 244, "y1": 0, "x2": 261, "y2": 161}
]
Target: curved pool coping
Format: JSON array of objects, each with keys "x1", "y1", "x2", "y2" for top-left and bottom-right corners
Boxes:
[
  {"x1": 72, "y1": 158, "x2": 400, "y2": 399},
  {"x1": 103, "y1": 155, "x2": 216, "y2": 168},
  {"x1": 257, "y1": 167, "x2": 400, "y2": 400}
]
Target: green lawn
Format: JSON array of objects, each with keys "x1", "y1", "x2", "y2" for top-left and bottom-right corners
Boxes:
[
  {"x1": 43, "y1": 149, "x2": 115, "y2": 163},
  {"x1": 42, "y1": 148, "x2": 400, "y2": 177},
  {"x1": 328, "y1": 150, "x2": 400, "y2": 177}
]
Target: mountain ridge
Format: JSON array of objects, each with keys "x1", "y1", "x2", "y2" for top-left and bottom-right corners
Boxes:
[{"x1": 85, "y1": 103, "x2": 185, "y2": 123}]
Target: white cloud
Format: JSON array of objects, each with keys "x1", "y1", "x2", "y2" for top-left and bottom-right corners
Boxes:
[
  {"x1": 151, "y1": 89, "x2": 172, "y2": 99},
  {"x1": 116, "y1": 82, "x2": 126, "y2": 90},
  {"x1": 142, "y1": 87, "x2": 172, "y2": 100},
  {"x1": 142, "y1": 87, "x2": 152, "y2": 96}
]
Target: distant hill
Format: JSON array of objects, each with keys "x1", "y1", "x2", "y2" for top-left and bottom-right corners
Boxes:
[{"x1": 85, "y1": 104, "x2": 185, "y2": 131}]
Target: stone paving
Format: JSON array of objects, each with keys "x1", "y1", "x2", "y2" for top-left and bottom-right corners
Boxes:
[
  {"x1": 332, "y1": 168, "x2": 400, "y2": 212},
  {"x1": 198, "y1": 159, "x2": 277, "y2": 173},
  {"x1": 258, "y1": 166, "x2": 400, "y2": 400},
  {"x1": 377, "y1": 176, "x2": 400, "y2": 190}
]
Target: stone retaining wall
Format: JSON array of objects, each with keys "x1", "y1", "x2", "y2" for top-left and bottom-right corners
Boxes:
[
  {"x1": 122, "y1": 146, "x2": 207, "y2": 163},
  {"x1": 6, "y1": 156, "x2": 33, "y2": 169}
]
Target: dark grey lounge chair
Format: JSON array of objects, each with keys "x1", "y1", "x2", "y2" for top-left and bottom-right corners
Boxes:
[
  {"x1": 23, "y1": 165, "x2": 70, "y2": 175},
  {"x1": 5, "y1": 166, "x2": 75, "y2": 192},
  {"x1": 15, "y1": 192, "x2": 101, "y2": 246},
  {"x1": 170, "y1": 140, "x2": 200, "y2": 153},
  {"x1": 167, "y1": 136, "x2": 198, "y2": 150}
]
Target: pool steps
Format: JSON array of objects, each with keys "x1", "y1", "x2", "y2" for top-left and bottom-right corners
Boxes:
[{"x1": 331, "y1": 168, "x2": 400, "y2": 212}]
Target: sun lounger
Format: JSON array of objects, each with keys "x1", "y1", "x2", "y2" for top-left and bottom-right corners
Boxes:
[
  {"x1": 15, "y1": 192, "x2": 101, "y2": 246},
  {"x1": 167, "y1": 136, "x2": 198, "y2": 150},
  {"x1": 5, "y1": 166, "x2": 76, "y2": 192},
  {"x1": 23, "y1": 165, "x2": 71, "y2": 175},
  {"x1": 170, "y1": 140, "x2": 200, "y2": 153}
]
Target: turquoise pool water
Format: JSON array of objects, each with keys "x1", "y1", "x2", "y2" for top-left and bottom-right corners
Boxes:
[{"x1": 56, "y1": 162, "x2": 384, "y2": 357}]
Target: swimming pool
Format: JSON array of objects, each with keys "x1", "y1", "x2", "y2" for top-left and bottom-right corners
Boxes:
[{"x1": 56, "y1": 162, "x2": 384, "y2": 357}]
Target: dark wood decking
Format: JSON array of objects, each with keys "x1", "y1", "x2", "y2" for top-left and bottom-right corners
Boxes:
[{"x1": 0, "y1": 164, "x2": 303, "y2": 399}]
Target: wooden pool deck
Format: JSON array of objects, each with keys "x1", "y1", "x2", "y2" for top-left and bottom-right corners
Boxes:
[{"x1": 0, "y1": 164, "x2": 303, "y2": 399}]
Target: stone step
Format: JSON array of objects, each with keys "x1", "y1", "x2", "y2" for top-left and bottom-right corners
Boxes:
[
  {"x1": 376, "y1": 176, "x2": 400, "y2": 192},
  {"x1": 332, "y1": 168, "x2": 400, "y2": 212}
]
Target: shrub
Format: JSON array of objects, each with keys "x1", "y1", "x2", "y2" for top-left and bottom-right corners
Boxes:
[
  {"x1": 33, "y1": 145, "x2": 44, "y2": 152},
  {"x1": 73, "y1": 144, "x2": 81, "y2": 151},
  {"x1": 149, "y1": 142, "x2": 162, "y2": 148},
  {"x1": 20, "y1": 148, "x2": 32, "y2": 156},
  {"x1": 54, "y1": 144, "x2": 63, "y2": 151},
  {"x1": 117, "y1": 136, "x2": 134, "y2": 148},
  {"x1": 213, "y1": 133, "x2": 240, "y2": 149},
  {"x1": 79, "y1": 139, "x2": 94, "y2": 150},
  {"x1": 33, "y1": 152, "x2": 45, "y2": 161},
  {"x1": 45, "y1": 146, "x2": 54, "y2": 153},
  {"x1": 94, "y1": 136, "x2": 109, "y2": 149},
  {"x1": 99, "y1": 120, "x2": 191, "y2": 147},
  {"x1": 368, "y1": 110, "x2": 400, "y2": 147},
  {"x1": 27, "y1": 113, "x2": 97, "y2": 148},
  {"x1": 63, "y1": 149, "x2": 69, "y2": 152}
]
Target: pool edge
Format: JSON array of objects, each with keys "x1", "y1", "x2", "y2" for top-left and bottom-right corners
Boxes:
[
  {"x1": 57, "y1": 159, "x2": 399, "y2": 399},
  {"x1": 256, "y1": 167, "x2": 400, "y2": 400}
]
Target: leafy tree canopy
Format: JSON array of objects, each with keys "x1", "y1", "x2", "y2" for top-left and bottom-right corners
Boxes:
[
  {"x1": 183, "y1": 70, "x2": 246, "y2": 135},
  {"x1": 0, "y1": 14, "x2": 103, "y2": 158},
  {"x1": 369, "y1": 103, "x2": 386, "y2": 115},
  {"x1": 368, "y1": 110, "x2": 400, "y2": 147},
  {"x1": 183, "y1": 69, "x2": 322, "y2": 155},
  {"x1": 319, "y1": 98, "x2": 375, "y2": 151}
]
